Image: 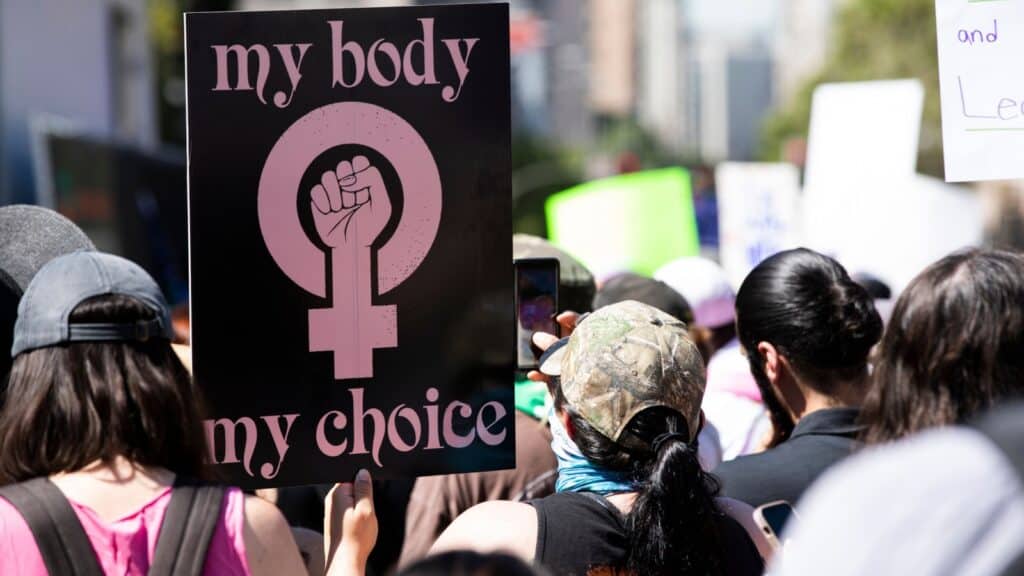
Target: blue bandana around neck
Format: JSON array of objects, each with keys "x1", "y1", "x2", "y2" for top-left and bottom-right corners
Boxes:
[{"x1": 549, "y1": 407, "x2": 634, "y2": 495}]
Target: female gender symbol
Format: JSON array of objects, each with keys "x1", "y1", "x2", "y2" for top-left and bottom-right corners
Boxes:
[{"x1": 257, "y1": 102, "x2": 442, "y2": 380}]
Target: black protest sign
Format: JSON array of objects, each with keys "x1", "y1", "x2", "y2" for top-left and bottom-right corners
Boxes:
[{"x1": 185, "y1": 4, "x2": 512, "y2": 488}]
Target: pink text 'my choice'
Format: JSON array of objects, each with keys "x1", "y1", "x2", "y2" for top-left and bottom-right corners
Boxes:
[{"x1": 203, "y1": 387, "x2": 509, "y2": 480}]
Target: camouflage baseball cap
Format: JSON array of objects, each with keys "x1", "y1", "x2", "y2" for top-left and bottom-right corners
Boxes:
[{"x1": 540, "y1": 300, "x2": 706, "y2": 445}]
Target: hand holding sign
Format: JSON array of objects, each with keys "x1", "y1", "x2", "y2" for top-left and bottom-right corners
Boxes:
[
  {"x1": 311, "y1": 156, "x2": 392, "y2": 247},
  {"x1": 325, "y1": 469, "x2": 377, "y2": 575}
]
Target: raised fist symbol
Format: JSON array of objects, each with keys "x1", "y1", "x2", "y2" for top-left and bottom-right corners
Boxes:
[
  {"x1": 310, "y1": 155, "x2": 392, "y2": 247},
  {"x1": 258, "y1": 102, "x2": 442, "y2": 381}
]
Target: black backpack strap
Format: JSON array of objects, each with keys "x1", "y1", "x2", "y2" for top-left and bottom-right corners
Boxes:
[
  {"x1": 0, "y1": 477, "x2": 104, "y2": 576},
  {"x1": 149, "y1": 478, "x2": 226, "y2": 576},
  {"x1": 972, "y1": 402, "x2": 1024, "y2": 576}
]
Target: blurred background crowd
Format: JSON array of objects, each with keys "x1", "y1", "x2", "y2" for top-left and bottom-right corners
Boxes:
[
  {"x1": 5, "y1": 0, "x2": 1023, "y2": 312},
  {"x1": 5, "y1": 1, "x2": 1024, "y2": 575}
]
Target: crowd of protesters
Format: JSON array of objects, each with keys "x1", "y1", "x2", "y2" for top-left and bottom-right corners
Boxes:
[{"x1": 2, "y1": 203, "x2": 1024, "y2": 576}]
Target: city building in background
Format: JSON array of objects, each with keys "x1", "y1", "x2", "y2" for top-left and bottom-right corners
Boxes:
[
  {"x1": 0, "y1": 0, "x2": 190, "y2": 303},
  {"x1": 1, "y1": 0, "x2": 1020, "y2": 300},
  {"x1": 0, "y1": 0, "x2": 156, "y2": 204},
  {"x1": 0, "y1": 0, "x2": 843, "y2": 206},
  {"x1": 632, "y1": 0, "x2": 839, "y2": 162},
  {"x1": 775, "y1": 0, "x2": 838, "y2": 104}
]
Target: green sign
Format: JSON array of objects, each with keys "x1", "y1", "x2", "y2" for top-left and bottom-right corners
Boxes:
[{"x1": 545, "y1": 168, "x2": 699, "y2": 278}]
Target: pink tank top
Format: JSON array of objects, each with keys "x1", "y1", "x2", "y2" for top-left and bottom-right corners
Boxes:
[{"x1": 0, "y1": 485, "x2": 250, "y2": 575}]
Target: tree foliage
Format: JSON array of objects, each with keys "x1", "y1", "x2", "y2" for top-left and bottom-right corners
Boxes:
[
  {"x1": 511, "y1": 134, "x2": 583, "y2": 236},
  {"x1": 149, "y1": 0, "x2": 236, "y2": 146},
  {"x1": 760, "y1": 0, "x2": 942, "y2": 176}
]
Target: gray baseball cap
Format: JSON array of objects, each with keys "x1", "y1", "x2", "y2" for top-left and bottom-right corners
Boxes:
[
  {"x1": 11, "y1": 251, "x2": 173, "y2": 357},
  {"x1": 513, "y1": 234, "x2": 593, "y2": 288},
  {"x1": 0, "y1": 205, "x2": 95, "y2": 293}
]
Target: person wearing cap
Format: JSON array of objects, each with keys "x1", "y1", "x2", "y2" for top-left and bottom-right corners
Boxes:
[
  {"x1": 429, "y1": 301, "x2": 764, "y2": 576},
  {"x1": 397, "y1": 235, "x2": 595, "y2": 568},
  {"x1": 592, "y1": 272, "x2": 724, "y2": 470},
  {"x1": 712, "y1": 249, "x2": 882, "y2": 508},
  {"x1": 654, "y1": 257, "x2": 771, "y2": 462},
  {"x1": 0, "y1": 205, "x2": 95, "y2": 392},
  {"x1": 0, "y1": 251, "x2": 313, "y2": 575}
]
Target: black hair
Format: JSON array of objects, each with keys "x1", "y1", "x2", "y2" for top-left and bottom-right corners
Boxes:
[
  {"x1": 735, "y1": 248, "x2": 882, "y2": 446},
  {"x1": 399, "y1": 551, "x2": 546, "y2": 576},
  {"x1": 708, "y1": 323, "x2": 737, "y2": 356},
  {"x1": 561, "y1": 280, "x2": 596, "y2": 316},
  {"x1": 861, "y1": 249, "x2": 1024, "y2": 444},
  {"x1": 553, "y1": 387, "x2": 723, "y2": 576},
  {"x1": 852, "y1": 273, "x2": 893, "y2": 300},
  {"x1": 592, "y1": 273, "x2": 713, "y2": 362},
  {"x1": 0, "y1": 294, "x2": 209, "y2": 483},
  {"x1": 593, "y1": 273, "x2": 695, "y2": 325}
]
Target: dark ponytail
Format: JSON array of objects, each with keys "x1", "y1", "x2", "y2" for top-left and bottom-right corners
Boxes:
[
  {"x1": 555, "y1": 384, "x2": 724, "y2": 576},
  {"x1": 735, "y1": 248, "x2": 882, "y2": 446},
  {"x1": 627, "y1": 421, "x2": 722, "y2": 576}
]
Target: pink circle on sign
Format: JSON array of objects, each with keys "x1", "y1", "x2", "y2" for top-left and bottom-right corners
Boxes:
[{"x1": 257, "y1": 101, "x2": 443, "y2": 297}]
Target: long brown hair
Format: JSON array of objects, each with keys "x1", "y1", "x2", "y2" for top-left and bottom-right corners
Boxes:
[
  {"x1": 860, "y1": 249, "x2": 1024, "y2": 444},
  {"x1": 0, "y1": 295, "x2": 209, "y2": 483}
]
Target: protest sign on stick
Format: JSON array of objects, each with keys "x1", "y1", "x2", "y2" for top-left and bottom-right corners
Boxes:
[
  {"x1": 185, "y1": 4, "x2": 513, "y2": 487},
  {"x1": 936, "y1": 0, "x2": 1024, "y2": 182}
]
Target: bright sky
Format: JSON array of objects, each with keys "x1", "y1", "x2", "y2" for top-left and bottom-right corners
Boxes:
[{"x1": 684, "y1": 0, "x2": 780, "y2": 37}]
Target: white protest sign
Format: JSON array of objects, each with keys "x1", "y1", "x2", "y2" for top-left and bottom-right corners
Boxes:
[
  {"x1": 716, "y1": 163, "x2": 802, "y2": 289},
  {"x1": 814, "y1": 174, "x2": 982, "y2": 292},
  {"x1": 936, "y1": 0, "x2": 1024, "y2": 182},
  {"x1": 804, "y1": 80, "x2": 924, "y2": 192},
  {"x1": 802, "y1": 80, "x2": 982, "y2": 292},
  {"x1": 802, "y1": 80, "x2": 924, "y2": 289}
]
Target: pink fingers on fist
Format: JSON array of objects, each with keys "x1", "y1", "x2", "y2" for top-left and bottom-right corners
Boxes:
[{"x1": 310, "y1": 155, "x2": 392, "y2": 247}]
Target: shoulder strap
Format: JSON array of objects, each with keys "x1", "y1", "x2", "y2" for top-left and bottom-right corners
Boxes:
[
  {"x1": 149, "y1": 478, "x2": 226, "y2": 576},
  {"x1": 0, "y1": 477, "x2": 104, "y2": 576},
  {"x1": 580, "y1": 491, "x2": 626, "y2": 522}
]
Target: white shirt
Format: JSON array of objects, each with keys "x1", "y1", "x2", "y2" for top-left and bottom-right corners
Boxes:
[
  {"x1": 770, "y1": 427, "x2": 1024, "y2": 576},
  {"x1": 698, "y1": 420, "x2": 723, "y2": 471},
  {"x1": 703, "y1": 339, "x2": 770, "y2": 461},
  {"x1": 702, "y1": 390, "x2": 770, "y2": 463}
]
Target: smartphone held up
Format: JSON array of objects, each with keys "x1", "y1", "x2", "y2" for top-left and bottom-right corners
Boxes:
[{"x1": 514, "y1": 258, "x2": 560, "y2": 370}]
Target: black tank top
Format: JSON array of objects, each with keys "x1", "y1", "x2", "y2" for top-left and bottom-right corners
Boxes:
[{"x1": 530, "y1": 492, "x2": 764, "y2": 576}]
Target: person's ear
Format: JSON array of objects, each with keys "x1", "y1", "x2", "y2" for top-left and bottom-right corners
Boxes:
[
  {"x1": 757, "y1": 341, "x2": 781, "y2": 385},
  {"x1": 559, "y1": 409, "x2": 575, "y2": 440}
]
